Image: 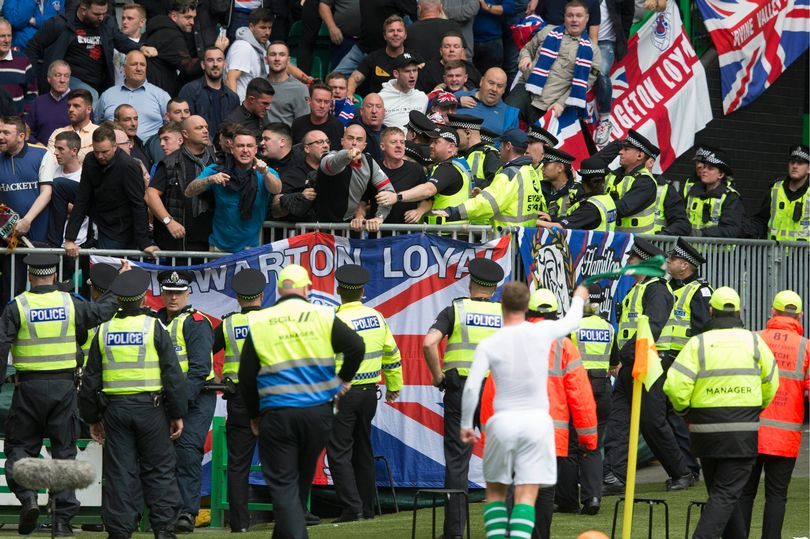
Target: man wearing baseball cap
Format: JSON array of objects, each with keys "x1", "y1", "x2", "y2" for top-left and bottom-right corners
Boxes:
[
  {"x1": 750, "y1": 143, "x2": 809, "y2": 241},
  {"x1": 728, "y1": 290, "x2": 809, "y2": 538},
  {"x1": 664, "y1": 286, "x2": 778, "y2": 539},
  {"x1": 238, "y1": 264, "x2": 365, "y2": 538},
  {"x1": 379, "y1": 52, "x2": 429, "y2": 131}
]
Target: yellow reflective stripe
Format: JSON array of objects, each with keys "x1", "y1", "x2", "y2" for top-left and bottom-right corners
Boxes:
[
  {"x1": 257, "y1": 377, "x2": 341, "y2": 396},
  {"x1": 363, "y1": 350, "x2": 384, "y2": 361},
  {"x1": 688, "y1": 422, "x2": 759, "y2": 433},
  {"x1": 442, "y1": 360, "x2": 474, "y2": 369},
  {"x1": 258, "y1": 356, "x2": 335, "y2": 375},
  {"x1": 103, "y1": 317, "x2": 153, "y2": 369},
  {"x1": 16, "y1": 353, "x2": 77, "y2": 363},
  {"x1": 760, "y1": 418, "x2": 803, "y2": 431}
]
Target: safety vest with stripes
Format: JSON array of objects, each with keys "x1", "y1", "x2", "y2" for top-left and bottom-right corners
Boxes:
[
  {"x1": 98, "y1": 314, "x2": 162, "y2": 394},
  {"x1": 425, "y1": 159, "x2": 473, "y2": 225},
  {"x1": 457, "y1": 160, "x2": 543, "y2": 229},
  {"x1": 686, "y1": 183, "x2": 740, "y2": 234},
  {"x1": 617, "y1": 278, "x2": 668, "y2": 349},
  {"x1": 443, "y1": 298, "x2": 502, "y2": 376},
  {"x1": 572, "y1": 315, "x2": 614, "y2": 370},
  {"x1": 758, "y1": 317, "x2": 809, "y2": 457},
  {"x1": 767, "y1": 179, "x2": 809, "y2": 241},
  {"x1": 566, "y1": 194, "x2": 617, "y2": 232},
  {"x1": 658, "y1": 280, "x2": 707, "y2": 354},
  {"x1": 249, "y1": 297, "x2": 340, "y2": 408},
  {"x1": 653, "y1": 181, "x2": 669, "y2": 233},
  {"x1": 606, "y1": 167, "x2": 657, "y2": 233},
  {"x1": 465, "y1": 143, "x2": 498, "y2": 189},
  {"x1": 221, "y1": 312, "x2": 250, "y2": 383},
  {"x1": 335, "y1": 301, "x2": 403, "y2": 390},
  {"x1": 12, "y1": 290, "x2": 78, "y2": 371},
  {"x1": 168, "y1": 310, "x2": 215, "y2": 381},
  {"x1": 663, "y1": 328, "x2": 779, "y2": 457}
]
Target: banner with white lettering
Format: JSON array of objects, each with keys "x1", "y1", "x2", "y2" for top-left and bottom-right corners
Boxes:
[
  {"x1": 608, "y1": 1, "x2": 712, "y2": 171},
  {"x1": 97, "y1": 232, "x2": 512, "y2": 490},
  {"x1": 696, "y1": 0, "x2": 809, "y2": 114}
]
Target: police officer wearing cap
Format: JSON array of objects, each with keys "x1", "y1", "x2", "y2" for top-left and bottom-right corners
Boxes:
[
  {"x1": 79, "y1": 268, "x2": 188, "y2": 539},
  {"x1": 435, "y1": 128, "x2": 542, "y2": 229},
  {"x1": 0, "y1": 253, "x2": 120, "y2": 536},
  {"x1": 480, "y1": 127, "x2": 498, "y2": 147},
  {"x1": 405, "y1": 110, "x2": 440, "y2": 145},
  {"x1": 79, "y1": 263, "x2": 122, "y2": 363},
  {"x1": 684, "y1": 148, "x2": 744, "y2": 237},
  {"x1": 539, "y1": 147, "x2": 581, "y2": 218},
  {"x1": 664, "y1": 287, "x2": 778, "y2": 539},
  {"x1": 404, "y1": 140, "x2": 434, "y2": 173},
  {"x1": 604, "y1": 129, "x2": 659, "y2": 234},
  {"x1": 526, "y1": 125, "x2": 559, "y2": 172},
  {"x1": 659, "y1": 238, "x2": 712, "y2": 485},
  {"x1": 327, "y1": 264, "x2": 403, "y2": 523},
  {"x1": 729, "y1": 290, "x2": 809, "y2": 539},
  {"x1": 156, "y1": 270, "x2": 215, "y2": 533},
  {"x1": 680, "y1": 144, "x2": 729, "y2": 201},
  {"x1": 423, "y1": 258, "x2": 504, "y2": 538},
  {"x1": 238, "y1": 264, "x2": 364, "y2": 539},
  {"x1": 602, "y1": 238, "x2": 695, "y2": 495},
  {"x1": 376, "y1": 126, "x2": 474, "y2": 225},
  {"x1": 211, "y1": 269, "x2": 266, "y2": 533},
  {"x1": 750, "y1": 143, "x2": 809, "y2": 241},
  {"x1": 538, "y1": 157, "x2": 616, "y2": 232},
  {"x1": 446, "y1": 113, "x2": 500, "y2": 189}
]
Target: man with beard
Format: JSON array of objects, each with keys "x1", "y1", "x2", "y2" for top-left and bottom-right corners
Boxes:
[
  {"x1": 47, "y1": 89, "x2": 98, "y2": 162},
  {"x1": 179, "y1": 47, "x2": 240, "y2": 142}
]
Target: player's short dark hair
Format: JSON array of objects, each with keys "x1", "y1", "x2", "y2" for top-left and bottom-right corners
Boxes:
[
  {"x1": 159, "y1": 122, "x2": 183, "y2": 136},
  {"x1": 55, "y1": 130, "x2": 81, "y2": 151},
  {"x1": 92, "y1": 125, "x2": 117, "y2": 144},
  {"x1": 67, "y1": 89, "x2": 93, "y2": 106},
  {"x1": 246, "y1": 77, "x2": 275, "y2": 98},
  {"x1": 501, "y1": 282, "x2": 530, "y2": 313},
  {"x1": 248, "y1": 7, "x2": 275, "y2": 25}
]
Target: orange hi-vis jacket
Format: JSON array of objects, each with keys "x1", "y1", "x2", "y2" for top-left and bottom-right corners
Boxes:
[
  {"x1": 758, "y1": 316, "x2": 809, "y2": 458},
  {"x1": 480, "y1": 320, "x2": 598, "y2": 456}
]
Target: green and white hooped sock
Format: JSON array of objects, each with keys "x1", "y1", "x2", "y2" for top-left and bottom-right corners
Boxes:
[
  {"x1": 483, "y1": 501, "x2": 508, "y2": 538},
  {"x1": 508, "y1": 503, "x2": 536, "y2": 539}
]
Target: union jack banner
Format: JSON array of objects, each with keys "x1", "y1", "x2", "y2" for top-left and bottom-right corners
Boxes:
[{"x1": 696, "y1": 0, "x2": 810, "y2": 114}]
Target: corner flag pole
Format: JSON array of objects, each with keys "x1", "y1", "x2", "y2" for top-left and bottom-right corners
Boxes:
[{"x1": 621, "y1": 364, "x2": 644, "y2": 539}]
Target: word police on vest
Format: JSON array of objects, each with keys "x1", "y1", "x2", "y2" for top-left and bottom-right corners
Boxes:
[
  {"x1": 106, "y1": 332, "x2": 145, "y2": 346},
  {"x1": 577, "y1": 328, "x2": 613, "y2": 342},
  {"x1": 234, "y1": 326, "x2": 249, "y2": 340},
  {"x1": 29, "y1": 308, "x2": 68, "y2": 322},
  {"x1": 464, "y1": 313, "x2": 502, "y2": 328},
  {"x1": 13, "y1": 458, "x2": 96, "y2": 492},
  {"x1": 352, "y1": 316, "x2": 381, "y2": 331}
]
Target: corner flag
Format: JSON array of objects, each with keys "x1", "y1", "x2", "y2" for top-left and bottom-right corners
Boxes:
[{"x1": 632, "y1": 315, "x2": 664, "y2": 391}]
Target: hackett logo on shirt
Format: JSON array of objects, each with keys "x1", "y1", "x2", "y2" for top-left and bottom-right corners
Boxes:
[
  {"x1": 352, "y1": 316, "x2": 381, "y2": 331},
  {"x1": 29, "y1": 308, "x2": 67, "y2": 322},
  {"x1": 464, "y1": 313, "x2": 502, "y2": 328},
  {"x1": 0, "y1": 181, "x2": 38, "y2": 192},
  {"x1": 106, "y1": 332, "x2": 145, "y2": 346}
]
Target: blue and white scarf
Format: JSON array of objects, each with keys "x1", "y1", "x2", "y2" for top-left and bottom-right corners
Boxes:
[{"x1": 525, "y1": 26, "x2": 593, "y2": 110}]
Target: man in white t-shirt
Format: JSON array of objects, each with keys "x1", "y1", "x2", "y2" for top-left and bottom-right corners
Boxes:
[
  {"x1": 225, "y1": 8, "x2": 274, "y2": 101},
  {"x1": 461, "y1": 281, "x2": 588, "y2": 539},
  {"x1": 379, "y1": 53, "x2": 428, "y2": 132},
  {"x1": 46, "y1": 131, "x2": 90, "y2": 248}
]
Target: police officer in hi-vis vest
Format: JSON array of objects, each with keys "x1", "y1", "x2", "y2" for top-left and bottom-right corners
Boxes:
[
  {"x1": 605, "y1": 129, "x2": 659, "y2": 234},
  {"x1": 664, "y1": 287, "x2": 778, "y2": 539},
  {"x1": 238, "y1": 264, "x2": 365, "y2": 539},
  {"x1": 156, "y1": 270, "x2": 215, "y2": 534},
  {"x1": 327, "y1": 264, "x2": 403, "y2": 523},
  {"x1": 0, "y1": 253, "x2": 119, "y2": 536},
  {"x1": 211, "y1": 269, "x2": 267, "y2": 533},
  {"x1": 538, "y1": 157, "x2": 617, "y2": 233},
  {"x1": 79, "y1": 263, "x2": 120, "y2": 364},
  {"x1": 423, "y1": 257, "x2": 505, "y2": 539},
  {"x1": 750, "y1": 143, "x2": 809, "y2": 241},
  {"x1": 446, "y1": 113, "x2": 500, "y2": 189},
  {"x1": 79, "y1": 268, "x2": 188, "y2": 539}
]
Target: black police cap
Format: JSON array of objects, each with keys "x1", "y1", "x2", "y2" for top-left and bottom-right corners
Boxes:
[
  {"x1": 335, "y1": 264, "x2": 370, "y2": 290},
  {"x1": 528, "y1": 124, "x2": 558, "y2": 147},
  {"x1": 479, "y1": 127, "x2": 498, "y2": 145},
  {"x1": 578, "y1": 157, "x2": 608, "y2": 180},
  {"x1": 405, "y1": 141, "x2": 432, "y2": 167},
  {"x1": 24, "y1": 253, "x2": 59, "y2": 276},
  {"x1": 232, "y1": 269, "x2": 266, "y2": 300},
  {"x1": 622, "y1": 129, "x2": 659, "y2": 159},
  {"x1": 468, "y1": 258, "x2": 504, "y2": 287},
  {"x1": 446, "y1": 114, "x2": 483, "y2": 131},
  {"x1": 110, "y1": 267, "x2": 151, "y2": 302},
  {"x1": 627, "y1": 238, "x2": 665, "y2": 261},
  {"x1": 406, "y1": 111, "x2": 439, "y2": 138},
  {"x1": 668, "y1": 237, "x2": 706, "y2": 267},
  {"x1": 88, "y1": 263, "x2": 118, "y2": 292},
  {"x1": 158, "y1": 270, "x2": 193, "y2": 291}
]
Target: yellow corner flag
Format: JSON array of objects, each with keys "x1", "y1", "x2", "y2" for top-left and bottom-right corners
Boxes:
[{"x1": 621, "y1": 315, "x2": 663, "y2": 539}]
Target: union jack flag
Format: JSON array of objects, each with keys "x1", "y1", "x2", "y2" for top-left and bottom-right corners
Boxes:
[{"x1": 696, "y1": 0, "x2": 810, "y2": 114}]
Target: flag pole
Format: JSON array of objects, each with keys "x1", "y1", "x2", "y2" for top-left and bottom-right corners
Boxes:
[{"x1": 621, "y1": 372, "x2": 643, "y2": 539}]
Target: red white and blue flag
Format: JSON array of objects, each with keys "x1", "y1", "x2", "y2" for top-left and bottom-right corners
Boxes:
[{"x1": 696, "y1": 0, "x2": 810, "y2": 114}]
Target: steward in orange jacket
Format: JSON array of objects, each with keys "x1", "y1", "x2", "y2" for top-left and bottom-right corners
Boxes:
[{"x1": 728, "y1": 290, "x2": 809, "y2": 539}]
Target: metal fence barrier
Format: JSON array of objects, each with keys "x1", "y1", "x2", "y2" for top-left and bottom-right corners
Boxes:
[{"x1": 2, "y1": 225, "x2": 807, "y2": 333}]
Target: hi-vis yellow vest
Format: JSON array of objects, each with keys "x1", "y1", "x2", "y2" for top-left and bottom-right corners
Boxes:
[
  {"x1": 617, "y1": 278, "x2": 668, "y2": 349},
  {"x1": 168, "y1": 311, "x2": 214, "y2": 380},
  {"x1": 572, "y1": 315, "x2": 614, "y2": 370},
  {"x1": 426, "y1": 158, "x2": 473, "y2": 225},
  {"x1": 443, "y1": 298, "x2": 502, "y2": 376},
  {"x1": 336, "y1": 301, "x2": 403, "y2": 390},
  {"x1": 12, "y1": 290, "x2": 77, "y2": 371},
  {"x1": 221, "y1": 312, "x2": 250, "y2": 383},
  {"x1": 606, "y1": 167, "x2": 657, "y2": 233},
  {"x1": 768, "y1": 179, "x2": 809, "y2": 241},
  {"x1": 658, "y1": 280, "x2": 706, "y2": 353},
  {"x1": 566, "y1": 194, "x2": 617, "y2": 232},
  {"x1": 98, "y1": 314, "x2": 161, "y2": 394}
]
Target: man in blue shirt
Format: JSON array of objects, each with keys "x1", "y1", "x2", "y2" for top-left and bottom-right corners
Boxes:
[
  {"x1": 184, "y1": 127, "x2": 281, "y2": 252},
  {"x1": 455, "y1": 67, "x2": 519, "y2": 135}
]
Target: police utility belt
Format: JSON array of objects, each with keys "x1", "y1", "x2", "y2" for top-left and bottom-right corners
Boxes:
[
  {"x1": 12, "y1": 369, "x2": 77, "y2": 384},
  {"x1": 101, "y1": 391, "x2": 163, "y2": 408}
]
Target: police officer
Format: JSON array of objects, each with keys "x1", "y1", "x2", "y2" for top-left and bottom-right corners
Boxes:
[
  {"x1": 750, "y1": 144, "x2": 809, "y2": 240},
  {"x1": 238, "y1": 264, "x2": 364, "y2": 539},
  {"x1": 79, "y1": 268, "x2": 188, "y2": 539},
  {"x1": 602, "y1": 238, "x2": 694, "y2": 494},
  {"x1": 664, "y1": 287, "x2": 778, "y2": 539},
  {"x1": 605, "y1": 130, "x2": 658, "y2": 234},
  {"x1": 79, "y1": 263, "x2": 121, "y2": 362},
  {"x1": 526, "y1": 125, "x2": 558, "y2": 172},
  {"x1": 540, "y1": 147, "x2": 580, "y2": 219},
  {"x1": 562, "y1": 285, "x2": 616, "y2": 516},
  {"x1": 405, "y1": 110, "x2": 440, "y2": 145},
  {"x1": 0, "y1": 253, "x2": 119, "y2": 536},
  {"x1": 684, "y1": 148, "x2": 744, "y2": 237},
  {"x1": 434, "y1": 128, "x2": 542, "y2": 228},
  {"x1": 423, "y1": 258, "x2": 504, "y2": 539},
  {"x1": 479, "y1": 127, "x2": 499, "y2": 147},
  {"x1": 679, "y1": 144, "x2": 725, "y2": 200},
  {"x1": 643, "y1": 158, "x2": 692, "y2": 236},
  {"x1": 659, "y1": 238, "x2": 713, "y2": 485},
  {"x1": 211, "y1": 269, "x2": 266, "y2": 533},
  {"x1": 446, "y1": 114, "x2": 500, "y2": 189},
  {"x1": 728, "y1": 290, "x2": 809, "y2": 539},
  {"x1": 327, "y1": 264, "x2": 403, "y2": 522},
  {"x1": 538, "y1": 157, "x2": 616, "y2": 232},
  {"x1": 156, "y1": 270, "x2": 215, "y2": 533},
  {"x1": 375, "y1": 126, "x2": 473, "y2": 225},
  {"x1": 404, "y1": 140, "x2": 433, "y2": 173}
]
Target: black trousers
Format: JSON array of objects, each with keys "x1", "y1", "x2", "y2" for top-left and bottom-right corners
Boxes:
[
  {"x1": 726, "y1": 454, "x2": 796, "y2": 539},
  {"x1": 326, "y1": 384, "x2": 378, "y2": 518},
  {"x1": 662, "y1": 353, "x2": 700, "y2": 475},
  {"x1": 443, "y1": 372, "x2": 473, "y2": 538},
  {"x1": 259, "y1": 403, "x2": 332, "y2": 539},
  {"x1": 4, "y1": 377, "x2": 80, "y2": 523},
  {"x1": 556, "y1": 371, "x2": 612, "y2": 508},
  {"x1": 175, "y1": 391, "x2": 217, "y2": 517},
  {"x1": 604, "y1": 367, "x2": 691, "y2": 482},
  {"x1": 296, "y1": 0, "x2": 321, "y2": 75},
  {"x1": 46, "y1": 176, "x2": 79, "y2": 248},
  {"x1": 226, "y1": 391, "x2": 257, "y2": 531},
  {"x1": 692, "y1": 456, "x2": 756, "y2": 539},
  {"x1": 503, "y1": 83, "x2": 544, "y2": 125},
  {"x1": 102, "y1": 396, "x2": 181, "y2": 536}
]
